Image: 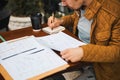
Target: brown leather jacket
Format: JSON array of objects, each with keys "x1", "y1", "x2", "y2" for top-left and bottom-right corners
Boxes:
[{"x1": 61, "y1": 0, "x2": 120, "y2": 80}]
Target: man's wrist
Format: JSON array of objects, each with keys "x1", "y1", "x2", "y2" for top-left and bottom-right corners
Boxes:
[
  {"x1": 60, "y1": 18, "x2": 64, "y2": 25},
  {"x1": 79, "y1": 47, "x2": 84, "y2": 58}
]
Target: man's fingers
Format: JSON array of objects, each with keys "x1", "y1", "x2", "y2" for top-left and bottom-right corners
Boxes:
[{"x1": 47, "y1": 16, "x2": 54, "y2": 25}]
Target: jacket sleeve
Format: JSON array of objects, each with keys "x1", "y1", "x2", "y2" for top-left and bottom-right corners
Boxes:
[{"x1": 81, "y1": 19, "x2": 120, "y2": 63}]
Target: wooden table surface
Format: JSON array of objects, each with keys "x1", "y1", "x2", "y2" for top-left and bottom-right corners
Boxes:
[
  {"x1": 0, "y1": 26, "x2": 78, "y2": 42},
  {"x1": 0, "y1": 26, "x2": 83, "y2": 80}
]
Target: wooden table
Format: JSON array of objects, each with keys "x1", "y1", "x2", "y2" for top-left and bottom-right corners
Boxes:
[
  {"x1": 0, "y1": 26, "x2": 79, "y2": 42},
  {"x1": 0, "y1": 26, "x2": 83, "y2": 80}
]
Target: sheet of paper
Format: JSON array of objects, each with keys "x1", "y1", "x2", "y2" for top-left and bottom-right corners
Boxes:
[
  {"x1": 37, "y1": 32, "x2": 86, "y2": 51},
  {"x1": 42, "y1": 26, "x2": 65, "y2": 34},
  {"x1": 0, "y1": 36, "x2": 68, "y2": 80}
]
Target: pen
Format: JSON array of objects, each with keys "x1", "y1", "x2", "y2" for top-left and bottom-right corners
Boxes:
[
  {"x1": 51, "y1": 12, "x2": 55, "y2": 30},
  {"x1": 0, "y1": 35, "x2": 6, "y2": 42},
  {"x1": 52, "y1": 12, "x2": 55, "y2": 22}
]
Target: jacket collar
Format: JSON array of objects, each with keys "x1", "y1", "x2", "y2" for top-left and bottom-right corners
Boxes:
[{"x1": 84, "y1": 0, "x2": 104, "y2": 20}]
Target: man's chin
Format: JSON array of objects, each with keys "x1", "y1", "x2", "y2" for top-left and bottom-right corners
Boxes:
[{"x1": 80, "y1": 5, "x2": 86, "y2": 10}]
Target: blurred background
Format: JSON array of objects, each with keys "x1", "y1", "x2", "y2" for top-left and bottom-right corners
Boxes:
[{"x1": 0, "y1": 0, "x2": 73, "y2": 32}]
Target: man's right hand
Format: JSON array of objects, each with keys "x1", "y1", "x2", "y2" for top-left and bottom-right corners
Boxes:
[{"x1": 47, "y1": 16, "x2": 63, "y2": 29}]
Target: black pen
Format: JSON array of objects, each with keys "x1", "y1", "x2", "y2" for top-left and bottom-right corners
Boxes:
[
  {"x1": 51, "y1": 12, "x2": 55, "y2": 30},
  {"x1": 52, "y1": 12, "x2": 55, "y2": 22},
  {"x1": 30, "y1": 49, "x2": 45, "y2": 54}
]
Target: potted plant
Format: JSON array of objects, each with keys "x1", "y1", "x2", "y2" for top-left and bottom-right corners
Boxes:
[{"x1": 7, "y1": 0, "x2": 44, "y2": 30}]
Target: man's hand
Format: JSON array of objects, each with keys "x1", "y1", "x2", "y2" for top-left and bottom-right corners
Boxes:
[
  {"x1": 47, "y1": 16, "x2": 63, "y2": 29},
  {"x1": 60, "y1": 47, "x2": 84, "y2": 62}
]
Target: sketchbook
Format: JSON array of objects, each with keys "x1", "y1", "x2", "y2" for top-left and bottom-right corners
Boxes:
[{"x1": 0, "y1": 36, "x2": 69, "y2": 80}]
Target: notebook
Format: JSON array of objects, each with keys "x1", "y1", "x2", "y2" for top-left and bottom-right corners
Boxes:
[
  {"x1": 42, "y1": 26, "x2": 65, "y2": 34},
  {"x1": 0, "y1": 36, "x2": 69, "y2": 80}
]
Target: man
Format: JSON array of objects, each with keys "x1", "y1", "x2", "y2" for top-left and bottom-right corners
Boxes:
[{"x1": 47, "y1": 0, "x2": 120, "y2": 80}]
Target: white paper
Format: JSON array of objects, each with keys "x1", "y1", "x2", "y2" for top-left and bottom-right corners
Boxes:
[
  {"x1": 37, "y1": 32, "x2": 86, "y2": 51},
  {"x1": 0, "y1": 36, "x2": 67, "y2": 80},
  {"x1": 42, "y1": 26, "x2": 65, "y2": 34}
]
